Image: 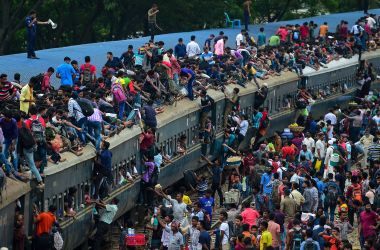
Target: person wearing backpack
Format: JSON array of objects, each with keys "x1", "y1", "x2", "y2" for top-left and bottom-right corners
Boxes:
[
  {"x1": 80, "y1": 56, "x2": 96, "y2": 86},
  {"x1": 24, "y1": 105, "x2": 48, "y2": 176},
  {"x1": 346, "y1": 176, "x2": 363, "y2": 225},
  {"x1": 324, "y1": 173, "x2": 341, "y2": 222},
  {"x1": 286, "y1": 219, "x2": 303, "y2": 250},
  {"x1": 67, "y1": 91, "x2": 88, "y2": 146},
  {"x1": 300, "y1": 229, "x2": 320, "y2": 250}
]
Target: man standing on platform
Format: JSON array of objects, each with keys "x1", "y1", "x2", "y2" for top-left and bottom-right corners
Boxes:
[
  {"x1": 25, "y1": 10, "x2": 49, "y2": 59},
  {"x1": 147, "y1": 3, "x2": 160, "y2": 42},
  {"x1": 243, "y1": 1, "x2": 252, "y2": 31}
]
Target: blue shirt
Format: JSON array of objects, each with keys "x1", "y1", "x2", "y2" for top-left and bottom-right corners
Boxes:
[
  {"x1": 300, "y1": 238, "x2": 320, "y2": 250},
  {"x1": 174, "y1": 44, "x2": 186, "y2": 58},
  {"x1": 257, "y1": 32, "x2": 266, "y2": 46},
  {"x1": 181, "y1": 68, "x2": 195, "y2": 79},
  {"x1": 199, "y1": 231, "x2": 211, "y2": 250},
  {"x1": 200, "y1": 51, "x2": 215, "y2": 64},
  {"x1": 211, "y1": 166, "x2": 222, "y2": 184},
  {"x1": 25, "y1": 16, "x2": 36, "y2": 34},
  {"x1": 299, "y1": 150, "x2": 314, "y2": 162},
  {"x1": 252, "y1": 112, "x2": 263, "y2": 128},
  {"x1": 100, "y1": 149, "x2": 113, "y2": 171},
  {"x1": 198, "y1": 197, "x2": 214, "y2": 217},
  {"x1": 57, "y1": 63, "x2": 75, "y2": 86},
  {"x1": 261, "y1": 173, "x2": 272, "y2": 195}
]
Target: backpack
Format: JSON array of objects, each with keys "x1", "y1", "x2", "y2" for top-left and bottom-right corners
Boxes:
[
  {"x1": 292, "y1": 228, "x2": 303, "y2": 250},
  {"x1": 19, "y1": 125, "x2": 36, "y2": 149},
  {"x1": 304, "y1": 239, "x2": 317, "y2": 250},
  {"x1": 352, "y1": 184, "x2": 363, "y2": 203},
  {"x1": 82, "y1": 64, "x2": 93, "y2": 85},
  {"x1": 29, "y1": 116, "x2": 46, "y2": 145},
  {"x1": 112, "y1": 83, "x2": 126, "y2": 103},
  {"x1": 33, "y1": 73, "x2": 44, "y2": 91},
  {"x1": 271, "y1": 180, "x2": 281, "y2": 207},
  {"x1": 325, "y1": 182, "x2": 339, "y2": 205},
  {"x1": 293, "y1": 31, "x2": 300, "y2": 41},
  {"x1": 76, "y1": 99, "x2": 94, "y2": 117}
]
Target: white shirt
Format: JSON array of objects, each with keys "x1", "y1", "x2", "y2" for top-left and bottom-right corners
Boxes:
[
  {"x1": 315, "y1": 139, "x2": 326, "y2": 159},
  {"x1": 324, "y1": 112, "x2": 337, "y2": 125},
  {"x1": 351, "y1": 24, "x2": 363, "y2": 35},
  {"x1": 367, "y1": 16, "x2": 376, "y2": 29},
  {"x1": 186, "y1": 41, "x2": 201, "y2": 57},
  {"x1": 99, "y1": 204, "x2": 118, "y2": 224},
  {"x1": 239, "y1": 120, "x2": 249, "y2": 136},
  {"x1": 324, "y1": 145, "x2": 334, "y2": 166},
  {"x1": 302, "y1": 137, "x2": 315, "y2": 152},
  {"x1": 236, "y1": 33, "x2": 244, "y2": 47},
  {"x1": 219, "y1": 221, "x2": 229, "y2": 245},
  {"x1": 161, "y1": 223, "x2": 172, "y2": 246}
]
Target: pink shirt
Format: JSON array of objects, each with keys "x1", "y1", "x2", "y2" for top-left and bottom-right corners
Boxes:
[
  {"x1": 360, "y1": 210, "x2": 378, "y2": 239},
  {"x1": 215, "y1": 39, "x2": 224, "y2": 56},
  {"x1": 268, "y1": 220, "x2": 281, "y2": 247},
  {"x1": 241, "y1": 208, "x2": 260, "y2": 227},
  {"x1": 42, "y1": 73, "x2": 50, "y2": 91}
]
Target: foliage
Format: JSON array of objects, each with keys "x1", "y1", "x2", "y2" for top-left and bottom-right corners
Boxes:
[{"x1": 0, "y1": 0, "x2": 376, "y2": 55}]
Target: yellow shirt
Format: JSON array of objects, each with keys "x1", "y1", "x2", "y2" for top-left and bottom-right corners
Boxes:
[
  {"x1": 182, "y1": 195, "x2": 192, "y2": 205},
  {"x1": 260, "y1": 230, "x2": 272, "y2": 250},
  {"x1": 20, "y1": 84, "x2": 34, "y2": 114}
]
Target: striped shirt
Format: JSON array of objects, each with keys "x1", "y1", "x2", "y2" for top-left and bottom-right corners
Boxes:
[
  {"x1": 88, "y1": 108, "x2": 103, "y2": 122},
  {"x1": 368, "y1": 143, "x2": 380, "y2": 161},
  {"x1": 68, "y1": 98, "x2": 85, "y2": 121},
  {"x1": 0, "y1": 82, "x2": 15, "y2": 101}
]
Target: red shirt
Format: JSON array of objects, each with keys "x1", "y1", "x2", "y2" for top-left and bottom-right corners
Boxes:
[
  {"x1": 282, "y1": 146, "x2": 295, "y2": 159},
  {"x1": 80, "y1": 63, "x2": 96, "y2": 74},
  {"x1": 35, "y1": 212, "x2": 56, "y2": 236},
  {"x1": 140, "y1": 133, "x2": 155, "y2": 151},
  {"x1": 24, "y1": 115, "x2": 46, "y2": 130},
  {"x1": 300, "y1": 25, "x2": 309, "y2": 40},
  {"x1": 42, "y1": 73, "x2": 50, "y2": 91}
]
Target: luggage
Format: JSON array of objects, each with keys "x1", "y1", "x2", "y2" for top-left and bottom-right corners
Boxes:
[{"x1": 224, "y1": 189, "x2": 240, "y2": 204}]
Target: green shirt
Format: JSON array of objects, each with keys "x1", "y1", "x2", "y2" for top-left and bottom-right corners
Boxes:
[{"x1": 269, "y1": 35, "x2": 280, "y2": 46}]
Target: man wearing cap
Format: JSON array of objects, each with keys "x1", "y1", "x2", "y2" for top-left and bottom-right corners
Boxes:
[{"x1": 56, "y1": 57, "x2": 75, "y2": 87}]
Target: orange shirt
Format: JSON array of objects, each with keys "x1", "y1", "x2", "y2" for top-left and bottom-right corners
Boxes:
[
  {"x1": 319, "y1": 25, "x2": 328, "y2": 37},
  {"x1": 35, "y1": 212, "x2": 56, "y2": 236}
]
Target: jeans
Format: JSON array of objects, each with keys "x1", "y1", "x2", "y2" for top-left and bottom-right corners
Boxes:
[
  {"x1": 36, "y1": 144, "x2": 47, "y2": 174},
  {"x1": 88, "y1": 121, "x2": 102, "y2": 151},
  {"x1": 0, "y1": 151, "x2": 13, "y2": 175},
  {"x1": 324, "y1": 203, "x2": 336, "y2": 222},
  {"x1": 118, "y1": 101, "x2": 125, "y2": 120},
  {"x1": 27, "y1": 32, "x2": 36, "y2": 57},
  {"x1": 3, "y1": 138, "x2": 18, "y2": 172},
  {"x1": 77, "y1": 117, "x2": 88, "y2": 144},
  {"x1": 23, "y1": 147, "x2": 42, "y2": 182},
  {"x1": 187, "y1": 77, "x2": 195, "y2": 101},
  {"x1": 173, "y1": 73, "x2": 179, "y2": 86}
]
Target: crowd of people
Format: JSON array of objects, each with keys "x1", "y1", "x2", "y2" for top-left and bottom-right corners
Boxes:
[
  {"x1": 133, "y1": 60, "x2": 380, "y2": 250},
  {"x1": 1, "y1": 9, "x2": 380, "y2": 250}
]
